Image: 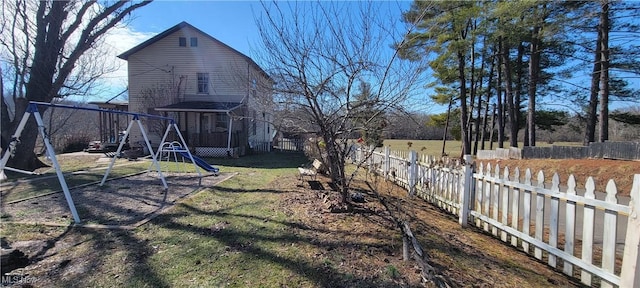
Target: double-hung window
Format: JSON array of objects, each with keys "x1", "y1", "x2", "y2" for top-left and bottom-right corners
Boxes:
[
  {"x1": 216, "y1": 113, "x2": 228, "y2": 130},
  {"x1": 197, "y1": 73, "x2": 209, "y2": 94}
]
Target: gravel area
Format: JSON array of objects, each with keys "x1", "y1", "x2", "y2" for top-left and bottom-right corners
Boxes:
[{"x1": 1, "y1": 172, "x2": 234, "y2": 228}]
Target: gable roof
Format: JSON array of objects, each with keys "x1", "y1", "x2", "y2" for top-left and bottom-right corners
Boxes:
[{"x1": 117, "y1": 21, "x2": 269, "y2": 79}]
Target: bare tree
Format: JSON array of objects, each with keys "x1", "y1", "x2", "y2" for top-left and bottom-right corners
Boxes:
[
  {"x1": 138, "y1": 77, "x2": 185, "y2": 141},
  {"x1": 0, "y1": 0, "x2": 152, "y2": 171},
  {"x1": 255, "y1": 1, "x2": 428, "y2": 204},
  {"x1": 41, "y1": 99, "x2": 100, "y2": 153}
]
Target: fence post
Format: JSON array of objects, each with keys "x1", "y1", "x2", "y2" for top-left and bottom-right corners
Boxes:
[
  {"x1": 408, "y1": 150, "x2": 417, "y2": 195},
  {"x1": 367, "y1": 145, "x2": 374, "y2": 173},
  {"x1": 620, "y1": 174, "x2": 640, "y2": 287},
  {"x1": 402, "y1": 233, "x2": 410, "y2": 261},
  {"x1": 459, "y1": 155, "x2": 472, "y2": 227},
  {"x1": 384, "y1": 146, "x2": 390, "y2": 180}
]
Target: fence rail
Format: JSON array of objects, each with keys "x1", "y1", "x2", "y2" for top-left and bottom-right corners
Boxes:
[
  {"x1": 249, "y1": 141, "x2": 272, "y2": 153},
  {"x1": 355, "y1": 146, "x2": 640, "y2": 288},
  {"x1": 274, "y1": 138, "x2": 304, "y2": 152},
  {"x1": 478, "y1": 141, "x2": 640, "y2": 161}
]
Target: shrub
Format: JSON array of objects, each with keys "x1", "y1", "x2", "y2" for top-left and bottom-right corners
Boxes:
[{"x1": 62, "y1": 136, "x2": 92, "y2": 153}]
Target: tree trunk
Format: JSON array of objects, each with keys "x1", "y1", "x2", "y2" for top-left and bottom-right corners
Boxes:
[
  {"x1": 472, "y1": 94, "x2": 482, "y2": 156},
  {"x1": 480, "y1": 102, "x2": 488, "y2": 150},
  {"x1": 4, "y1": 2, "x2": 66, "y2": 171},
  {"x1": 441, "y1": 98, "x2": 453, "y2": 157},
  {"x1": 515, "y1": 42, "x2": 525, "y2": 145},
  {"x1": 458, "y1": 51, "x2": 471, "y2": 156},
  {"x1": 3, "y1": 0, "x2": 151, "y2": 171},
  {"x1": 501, "y1": 41, "x2": 518, "y2": 148},
  {"x1": 469, "y1": 35, "x2": 478, "y2": 156},
  {"x1": 597, "y1": 1, "x2": 610, "y2": 143},
  {"x1": 527, "y1": 26, "x2": 541, "y2": 147},
  {"x1": 481, "y1": 53, "x2": 495, "y2": 151},
  {"x1": 489, "y1": 104, "x2": 497, "y2": 150},
  {"x1": 584, "y1": 19, "x2": 602, "y2": 146},
  {"x1": 4, "y1": 99, "x2": 49, "y2": 170},
  {"x1": 320, "y1": 126, "x2": 349, "y2": 205},
  {"x1": 472, "y1": 43, "x2": 486, "y2": 155},
  {"x1": 496, "y1": 39, "x2": 505, "y2": 148}
]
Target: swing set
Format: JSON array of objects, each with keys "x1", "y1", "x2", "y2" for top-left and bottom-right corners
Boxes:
[{"x1": 0, "y1": 101, "x2": 210, "y2": 223}]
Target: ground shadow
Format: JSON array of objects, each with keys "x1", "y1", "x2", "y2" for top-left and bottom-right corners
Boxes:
[
  {"x1": 150, "y1": 201, "x2": 407, "y2": 287},
  {"x1": 212, "y1": 152, "x2": 308, "y2": 169},
  {"x1": 307, "y1": 180, "x2": 324, "y2": 190}
]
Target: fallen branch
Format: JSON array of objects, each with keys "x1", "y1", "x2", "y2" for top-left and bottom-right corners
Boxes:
[{"x1": 370, "y1": 181, "x2": 453, "y2": 288}]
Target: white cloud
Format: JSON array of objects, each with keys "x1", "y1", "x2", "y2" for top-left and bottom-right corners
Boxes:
[
  {"x1": 1, "y1": 1, "x2": 156, "y2": 102},
  {"x1": 97, "y1": 25, "x2": 156, "y2": 96}
]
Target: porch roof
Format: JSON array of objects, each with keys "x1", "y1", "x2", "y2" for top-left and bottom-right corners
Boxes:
[{"x1": 155, "y1": 101, "x2": 242, "y2": 113}]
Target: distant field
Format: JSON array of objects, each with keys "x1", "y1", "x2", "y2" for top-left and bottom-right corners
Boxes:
[{"x1": 381, "y1": 139, "x2": 583, "y2": 156}]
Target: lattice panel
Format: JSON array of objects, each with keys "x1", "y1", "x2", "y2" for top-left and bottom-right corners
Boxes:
[{"x1": 195, "y1": 147, "x2": 238, "y2": 158}]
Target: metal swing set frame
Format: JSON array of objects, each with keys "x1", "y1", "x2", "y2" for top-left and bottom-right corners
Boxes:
[{"x1": 0, "y1": 101, "x2": 203, "y2": 223}]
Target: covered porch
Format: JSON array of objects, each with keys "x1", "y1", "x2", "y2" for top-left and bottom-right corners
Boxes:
[{"x1": 155, "y1": 101, "x2": 247, "y2": 157}]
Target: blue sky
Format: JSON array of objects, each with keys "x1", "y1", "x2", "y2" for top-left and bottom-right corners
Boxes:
[
  {"x1": 101, "y1": 1, "x2": 638, "y2": 113},
  {"x1": 101, "y1": 1, "x2": 421, "y2": 105},
  {"x1": 100, "y1": 1, "x2": 269, "y2": 100},
  {"x1": 126, "y1": 1, "x2": 263, "y2": 57},
  {"x1": 123, "y1": 1, "x2": 412, "y2": 58}
]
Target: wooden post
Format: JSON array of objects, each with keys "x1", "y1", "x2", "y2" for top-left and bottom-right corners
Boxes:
[
  {"x1": 384, "y1": 146, "x2": 390, "y2": 181},
  {"x1": 459, "y1": 155, "x2": 472, "y2": 227},
  {"x1": 402, "y1": 234, "x2": 410, "y2": 261},
  {"x1": 601, "y1": 180, "x2": 619, "y2": 288},
  {"x1": 620, "y1": 174, "x2": 640, "y2": 288},
  {"x1": 581, "y1": 177, "x2": 596, "y2": 285},
  {"x1": 408, "y1": 150, "x2": 417, "y2": 195}
]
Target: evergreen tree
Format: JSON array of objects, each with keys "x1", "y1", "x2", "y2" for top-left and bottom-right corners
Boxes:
[{"x1": 399, "y1": 1, "x2": 482, "y2": 155}]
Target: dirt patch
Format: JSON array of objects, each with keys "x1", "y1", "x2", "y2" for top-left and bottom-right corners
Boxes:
[
  {"x1": 1, "y1": 172, "x2": 233, "y2": 227},
  {"x1": 276, "y1": 174, "x2": 582, "y2": 287},
  {"x1": 479, "y1": 158, "x2": 640, "y2": 196}
]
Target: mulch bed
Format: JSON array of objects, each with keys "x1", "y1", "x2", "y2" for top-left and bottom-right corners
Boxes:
[{"x1": 1, "y1": 172, "x2": 234, "y2": 228}]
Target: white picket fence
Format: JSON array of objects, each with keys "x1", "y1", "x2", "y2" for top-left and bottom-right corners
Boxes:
[{"x1": 356, "y1": 146, "x2": 640, "y2": 288}]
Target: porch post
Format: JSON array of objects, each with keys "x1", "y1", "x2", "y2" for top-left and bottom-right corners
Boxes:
[{"x1": 226, "y1": 112, "x2": 233, "y2": 155}]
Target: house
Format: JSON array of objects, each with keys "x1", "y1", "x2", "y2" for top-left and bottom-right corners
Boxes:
[{"x1": 117, "y1": 21, "x2": 274, "y2": 157}]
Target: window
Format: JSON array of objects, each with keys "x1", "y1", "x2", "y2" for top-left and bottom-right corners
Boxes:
[
  {"x1": 197, "y1": 73, "x2": 209, "y2": 94},
  {"x1": 216, "y1": 113, "x2": 228, "y2": 130},
  {"x1": 178, "y1": 37, "x2": 186, "y2": 47},
  {"x1": 201, "y1": 115, "x2": 210, "y2": 133},
  {"x1": 190, "y1": 37, "x2": 198, "y2": 47}
]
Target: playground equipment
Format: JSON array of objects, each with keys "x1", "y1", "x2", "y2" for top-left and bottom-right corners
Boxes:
[
  {"x1": 159, "y1": 141, "x2": 191, "y2": 172},
  {"x1": 0, "y1": 101, "x2": 205, "y2": 223},
  {"x1": 155, "y1": 141, "x2": 219, "y2": 179},
  {"x1": 157, "y1": 141, "x2": 218, "y2": 173}
]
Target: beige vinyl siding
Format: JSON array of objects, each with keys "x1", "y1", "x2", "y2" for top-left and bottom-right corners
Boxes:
[
  {"x1": 123, "y1": 25, "x2": 272, "y2": 145},
  {"x1": 126, "y1": 26, "x2": 253, "y2": 109}
]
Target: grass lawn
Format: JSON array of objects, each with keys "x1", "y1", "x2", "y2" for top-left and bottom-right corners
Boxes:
[
  {"x1": 94, "y1": 152, "x2": 315, "y2": 287},
  {"x1": 1, "y1": 152, "x2": 583, "y2": 287},
  {"x1": 382, "y1": 139, "x2": 583, "y2": 156},
  {"x1": 2, "y1": 152, "x2": 331, "y2": 287}
]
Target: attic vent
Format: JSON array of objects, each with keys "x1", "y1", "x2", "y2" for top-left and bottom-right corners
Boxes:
[{"x1": 179, "y1": 37, "x2": 186, "y2": 47}]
